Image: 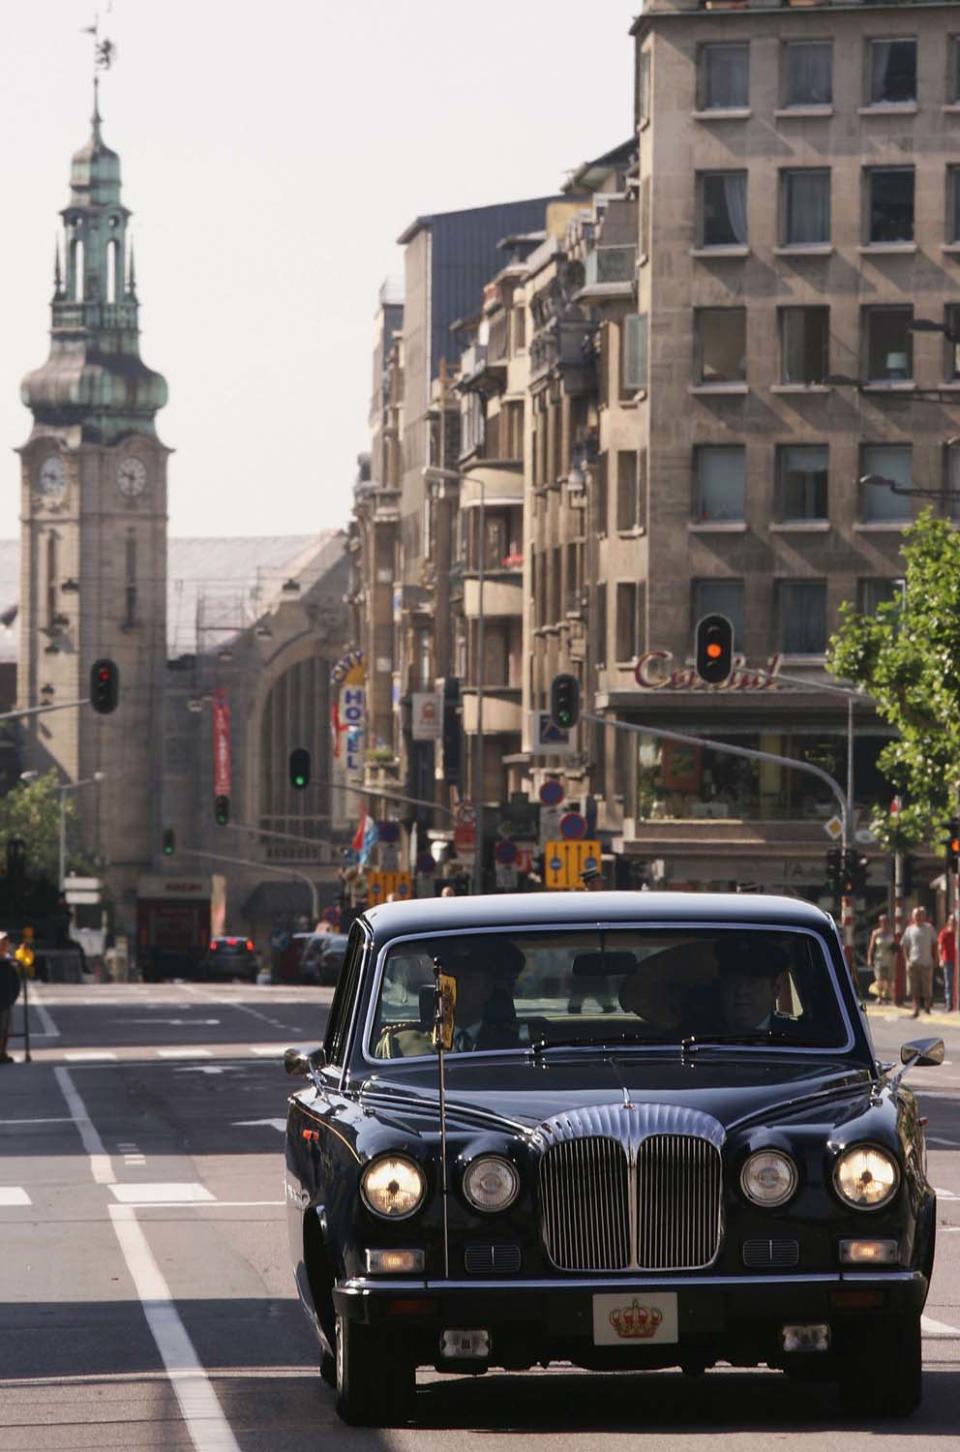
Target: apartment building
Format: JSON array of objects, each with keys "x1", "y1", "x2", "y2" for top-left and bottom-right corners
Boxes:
[{"x1": 597, "y1": 0, "x2": 960, "y2": 892}]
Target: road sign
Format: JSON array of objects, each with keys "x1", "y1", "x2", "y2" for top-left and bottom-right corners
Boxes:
[
  {"x1": 539, "y1": 804, "x2": 563, "y2": 848},
  {"x1": 455, "y1": 802, "x2": 477, "y2": 826},
  {"x1": 494, "y1": 839, "x2": 518, "y2": 865},
  {"x1": 559, "y1": 812, "x2": 587, "y2": 841},
  {"x1": 63, "y1": 876, "x2": 101, "y2": 891},
  {"x1": 823, "y1": 815, "x2": 843, "y2": 841},
  {"x1": 539, "y1": 779, "x2": 565, "y2": 807},
  {"x1": 366, "y1": 870, "x2": 412, "y2": 904},
  {"x1": 544, "y1": 839, "x2": 603, "y2": 890},
  {"x1": 65, "y1": 890, "x2": 101, "y2": 906},
  {"x1": 377, "y1": 820, "x2": 400, "y2": 844}
]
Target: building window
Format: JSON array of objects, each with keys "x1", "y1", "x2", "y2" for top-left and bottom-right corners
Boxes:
[
  {"x1": 596, "y1": 582, "x2": 607, "y2": 668},
  {"x1": 868, "y1": 38, "x2": 917, "y2": 105},
  {"x1": 858, "y1": 578, "x2": 905, "y2": 615},
  {"x1": 698, "y1": 43, "x2": 749, "y2": 110},
  {"x1": 776, "y1": 445, "x2": 828, "y2": 522},
  {"x1": 615, "y1": 582, "x2": 640, "y2": 662},
  {"x1": 695, "y1": 308, "x2": 746, "y2": 384},
  {"x1": 694, "y1": 579, "x2": 744, "y2": 651},
  {"x1": 695, "y1": 446, "x2": 746, "y2": 523},
  {"x1": 513, "y1": 306, "x2": 526, "y2": 353},
  {"x1": 638, "y1": 47, "x2": 651, "y2": 125},
  {"x1": 952, "y1": 37, "x2": 960, "y2": 103},
  {"x1": 861, "y1": 445, "x2": 912, "y2": 522},
  {"x1": 782, "y1": 41, "x2": 833, "y2": 107},
  {"x1": 779, "y1": 581, "x2": 826, "y2": 656},
  {"x1": 780, "y1": 307, "x2": 829, "y2": 385},
  {"x1": 596, "y1": 453, "x2": 609, "y2": 537},
  {"x1": 124, "y1": 532, "x2": 137, "y2": 627},
  {"x1": 698, "y1": 172, "x2": 748, "y2": 248},
  {"x1": 864, "y1": 307, "x2": 913, "y2": 382},
  {"x1": 621, "y1": 314, "x2": 648, "y2": 395},
  {"x1": 949, "y1": 168, "x2": 960, "y2": 244},
  {"x1": 867, "y1": 168, "x2": 915, "y2": 243},
  {"x1": 781, "y1": 170, "x2": 831, "y2": 246},
  {"x1": 616, "y1": 450, "x2": 647, "y2": 532}
]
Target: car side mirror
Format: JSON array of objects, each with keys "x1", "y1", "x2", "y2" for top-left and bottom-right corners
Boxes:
[
  {"x1": 284, "y1": 1046, "x2": 326, "y2": 1077},
  {"x1": 900, "y1": 1037, "x2": 945, "y2": 1069}
]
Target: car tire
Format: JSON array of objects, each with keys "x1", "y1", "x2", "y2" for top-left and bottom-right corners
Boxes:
[
  {"x1": 837, "y1": 1314, "x2": 922, "y2": 1418},
  {"x1": 334, "y1": 1312, "x2": 415, "y2": 1425},
  {"x1": 319, "y1": 1349, "x2": 336, "y2": 1387}
]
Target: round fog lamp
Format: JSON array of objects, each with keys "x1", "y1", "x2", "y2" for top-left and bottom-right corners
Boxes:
[
  {"x1": 740, "y1": 1149, "x2": 798, "y2": 1208},
  {"x1": 360, "y1": 1155, "x2": 427, "y2": 1219},
  {"x1": 463, "y1": 1155, "x2": 519, "y2": 1213},
  {"x1": 834, "y1": 1146, "x2": 898, "y2": 1210}
]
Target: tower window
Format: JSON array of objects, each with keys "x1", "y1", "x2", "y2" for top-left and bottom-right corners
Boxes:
[
  {"x1": 124, "y1": 532, "x2": 137, "y2": 627},
  {"x1": 46, "y1": 532, "x2": 59, "y2": 629},
  {"x1": 106, "y1": 239, "x2": 119, "y2": 304}
]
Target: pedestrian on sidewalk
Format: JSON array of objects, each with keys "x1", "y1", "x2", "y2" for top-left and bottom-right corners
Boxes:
[
  {"x1": 868, "y1": 911, "x2": 896, "y2": 1004},
  {"x1": 902, "y1": 906, "x2": 936, "y2": 1018},
  {"x1": 937, "y1": 912, "x2": 957, "y2": 1013},
  {"x1": 0, "y1": 931, "x2": 21, "y2": 1064}
]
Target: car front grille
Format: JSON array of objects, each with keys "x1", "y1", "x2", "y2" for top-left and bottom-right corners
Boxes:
[
  {"x1": 742, "y1": 1238, "x2": 800, "y2": 1269},
  {"x1": 463, "y1": 1242, "x2": 523, "y2": 1275},
  {"x1": 539, "y1": 1121, "x2": 723, "y2": 1273}
]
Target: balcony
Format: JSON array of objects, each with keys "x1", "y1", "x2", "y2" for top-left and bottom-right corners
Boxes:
[
  {"x1": 461, "y1": 688, "x2": 523, "y2": 735},
  {"x1": 463, "y1": 576, "x2": 523, "y2": 618},
  {"x1": 581, "y1": 246, "x2": 637, "y2": 298},
  {"x1": 529, "y1": 318, "x2": 597, "y2": 384}
]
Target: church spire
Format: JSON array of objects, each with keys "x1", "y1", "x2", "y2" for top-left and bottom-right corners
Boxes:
[
  {"x1": 53, "y1": 238, "x2": 63, "y2": 300},
  {"x1": 91, "y1": 75, "x2": 103, "y2": 146}
]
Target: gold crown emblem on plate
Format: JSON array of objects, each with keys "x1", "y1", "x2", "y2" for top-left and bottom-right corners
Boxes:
[{"x1": 608, "y1": 1299, "x2": 663, "y2": 1339}]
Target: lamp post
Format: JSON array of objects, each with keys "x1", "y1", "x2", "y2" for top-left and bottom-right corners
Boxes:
[{"x1": 57, "y1": 774, "x2": 105, "y2": 889}]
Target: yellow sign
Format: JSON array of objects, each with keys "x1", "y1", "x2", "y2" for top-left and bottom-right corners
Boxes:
[
  {"x1": 432, "y1": 970, "x2": 457, "y2": 1051},
  {"x1": 367, "y1": 870, "x2": 413, "y2": 905},
  {"x1": 14, "y1": 942, "x2": 35, "y2": 977},
  {"x1": 544, "y1": 839, "x2": 602, "y2": 891}
]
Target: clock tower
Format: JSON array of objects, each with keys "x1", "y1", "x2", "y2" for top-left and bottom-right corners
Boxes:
[{"x1": 19, "y1": 85, "x2": 169, "y2": 921}]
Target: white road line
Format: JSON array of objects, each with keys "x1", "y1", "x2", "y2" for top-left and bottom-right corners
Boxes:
[
  {"x1": 110, "y1": 1183, "x2": 215, "y2": 1205},
  {"x1": 109, "y1": 1204, "x2": 241, "y2": 1452},
  {"x1": 248, "y1": 1045, "x2": 285, "y2": 1056},
  {"x1": 927, "y1": 1136, "x2": 960, "y2": 1147},
  {"x1": 182, "y1": 982, "x2": 292, "y2": 1031},
  {"x1": 0, "y1": 1117, "x2": 73, "y2": 1125},
  {"x1": 922, "y1": 1314, "x2": 960, "y2": 1337},
  {"x1": 0, "y1": 1187, "x2": 31, "y2": 1206},
  {"x1": 64, "y1": 1050, "x2": 118, "y2": 1062},
  {"x1": 134, "y1": 1199, "x2": 285, "y2": 1209},
  {"x1": 157, "y1": 1048, "x2": 212, "y2": 1059},
  {"x1": 23, "y1": 984, "x2": 60, "y2": 1038},
  {"x1": 53, "y1": 1066, "x2": 115, "y2": 1184}
]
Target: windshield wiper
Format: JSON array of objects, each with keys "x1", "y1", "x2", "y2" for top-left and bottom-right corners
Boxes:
[
  {"x1": 530, "y1": 1032, "x2": 666, "y2": 1057},
  {"x1": 680, "y1": 1032, "x2": 821, "y2": 1051}
]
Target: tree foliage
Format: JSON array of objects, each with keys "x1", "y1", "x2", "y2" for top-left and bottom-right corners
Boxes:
[
  {"x1": 828, "y1": 510, "x2": 960, "y2": 851},
  {"x1": 0, "y1": 770, "x2": 75, "y2": 881}
]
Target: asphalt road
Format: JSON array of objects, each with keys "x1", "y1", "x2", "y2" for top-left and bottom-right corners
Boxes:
[{"x1": 0, "y1": 979, "x2": 957, "y2": 1451}]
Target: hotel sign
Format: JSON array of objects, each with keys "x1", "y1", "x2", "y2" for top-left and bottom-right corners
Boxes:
[{"x1": 634, "y1": 652, "x2": 784, "y2": 692}]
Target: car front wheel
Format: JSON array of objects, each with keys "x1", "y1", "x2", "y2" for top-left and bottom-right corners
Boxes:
[
  {"x1": 837, "y1": 1314, "x2": 922, "y2": 1418},
  {"x1": 334, "y1": 1312, "x2": 415, "y2": 1425}
]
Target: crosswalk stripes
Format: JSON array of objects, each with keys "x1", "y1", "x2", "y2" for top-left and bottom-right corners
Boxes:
[{"x1": 0, "y1": 1187, "x2": 31, "y2": 1206}]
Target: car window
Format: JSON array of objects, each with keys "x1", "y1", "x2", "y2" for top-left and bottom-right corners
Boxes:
[
  {"x1": 324, "y1": 923, "x2": 366, "y2": 1065},
  {"x1": 369, "y1": 927, "x2": 847, "y2": 1058}
]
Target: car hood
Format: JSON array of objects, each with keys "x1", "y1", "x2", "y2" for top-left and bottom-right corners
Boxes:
[{"x1": 360, "y1": 1052, "x2": 875, "y2": 1138}]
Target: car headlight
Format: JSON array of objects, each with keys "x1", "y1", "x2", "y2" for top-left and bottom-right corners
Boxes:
[
  {"x1": 740, "y1": 1149, "x2": 799, "y2": 1208},
  {"x1": 833, "y1": 1145, "x2": 899, "y2": 1210},
  {"x1": 462, "y1": 1155, "x2": 520, "y2": 1213},
  {"x1": 360, "y1": 1155, "x2": 427, "y2": 1220}
]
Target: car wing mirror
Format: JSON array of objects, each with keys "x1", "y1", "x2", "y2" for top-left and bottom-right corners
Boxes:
[
  {"x1": 284, "y1": 1046, "x2": 327, "y2": 1078},
  {"x1": 900, "y1": 1037, "x2": 945, "y2": 1069},
  {"x1": 882, "y1": 1036, "x2": 945, "y2": 1095}
]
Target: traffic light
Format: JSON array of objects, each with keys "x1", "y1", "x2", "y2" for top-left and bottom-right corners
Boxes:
[
  {"x1": 825, "y1": 847, "x2": 842, "y2": 894},
  {"x1": 840, "y1": 847, "x2": 868, "y2": 896},
  {"x1": 549, "y1": 673, "x2": 580, "y2": 730},
  {"x1": 694, "y1": 614, "x2": 734, "y2": 685},
  {"x1": 214, "y1": 795, "x2": 230, "y2": 826},
  {"x1": 945, "y1": 818, "x2": 960, "y2": 868},
  {"x1": 162, "y1": 828, "x2": 175, "y2": 856},
  {"x1": 288, "y1": 748, "x2": 311, "y2": 790},
  {"x1": 90, "y1": 658, "x2": 119, "y2": 715}
]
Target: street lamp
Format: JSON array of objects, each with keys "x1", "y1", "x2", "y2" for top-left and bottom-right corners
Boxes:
[
  {"x1": 423, "y1": 464, "x2": 486, "y2": 894},
  {"x1": 57, "y1": 773, "x2": 105, "y2": 889},
  {"x1": 860, "y1": 471, "x2": 952, "y2": 503},
  {"x1": 907, "y1": 317, "x2": 960, "y2": 345}
]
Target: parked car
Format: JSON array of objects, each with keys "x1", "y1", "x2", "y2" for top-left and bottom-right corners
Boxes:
[
  {"x1": 314, "y1": 932, "x2": 348, "y2": 986},
  {"x1": 284, "y1": 892, "x2": 941, "y2": 1426},
  {"x1": 198, "y1": 935, "x2": 259, "y2": 982}
]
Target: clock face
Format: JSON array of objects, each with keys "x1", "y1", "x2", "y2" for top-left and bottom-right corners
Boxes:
[
  {"x1": 37, "y1": 455, "x2": 66, "y2": 499},
  {"x1": 117, "y1": 457, "x2": 148, "y2": 498}
]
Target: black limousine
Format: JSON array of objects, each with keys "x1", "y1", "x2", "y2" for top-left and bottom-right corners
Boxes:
[{"x1": 284, "y1": 892, "x2": 940, "y2": 1425}]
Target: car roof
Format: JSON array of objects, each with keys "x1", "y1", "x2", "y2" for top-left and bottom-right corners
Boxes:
[{"x1": 362, "y1": 891, "x2": 834, "y2": 946}]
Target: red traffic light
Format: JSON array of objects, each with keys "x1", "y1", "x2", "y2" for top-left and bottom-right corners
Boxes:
[
  {"x1": 90, "y1": 658, "x2": 119, "y2": 715},
  {"x1": 695, "y1": 615, "x2": 734, "y2": 685}
]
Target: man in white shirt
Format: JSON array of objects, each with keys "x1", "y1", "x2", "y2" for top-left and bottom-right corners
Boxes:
[{"x1": 902, "y1": 906, "x2": 936, "y2": 1018}]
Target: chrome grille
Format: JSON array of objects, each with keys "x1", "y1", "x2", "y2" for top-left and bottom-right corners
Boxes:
[
  {"x1": 463, "y1": 1242, "x2": 523, "y2": 1275},
  {"x1": 742, "y1": 1238, "x2": 800, "y2": 1269},
  {"x1": 636, "y1": 1134, "x2": 722, "y2": 1270},
  {"x1": 540, "y1": 1136, "x2": 630, "y2": 1271}
]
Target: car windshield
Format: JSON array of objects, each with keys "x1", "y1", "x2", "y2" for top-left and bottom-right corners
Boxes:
[{"x1": 370, "y1": 927, "x2": 848, "y2": 1058}]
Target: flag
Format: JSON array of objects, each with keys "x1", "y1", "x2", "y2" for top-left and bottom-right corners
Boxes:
[
  {"x1": 359, "y1": 814, "x2": 378, "y2": 867},
  {"x1": 352, "y1": 809, "x2": 367, "y2": 854}
]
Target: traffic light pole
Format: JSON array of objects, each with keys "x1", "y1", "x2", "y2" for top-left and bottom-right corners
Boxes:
[{"x1": 0, "y1": 698, "x2": 91, "y2": 723}]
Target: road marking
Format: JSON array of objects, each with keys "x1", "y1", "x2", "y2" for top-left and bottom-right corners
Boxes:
[
  {"x1": 233, "y1": 1117, "x2": 286, "y2": 1132},
  {"x1": 922, "y1": 1314, "x2": 960, "y2": 1337},
  {"x1": 0, "y1": 1117, "x2": 73, "y2": 1125},
  {"x1": 134, "y1": 1199, "x2": 285, "y2": 1209},
  {"x1": 248, "y1": 1044, "x2": 285, "y2": 1057},
  {"x1": 64, "y1": 1050, "x2": 118, "y2": 1062},
  {"x1": 110, "y1": 1182, "x2": 215, "y2": 1204},
  {"x1": 157, "y1": 1048, "x2": 212, "y2": 1059},
  {"x1": 182, "y1": 982, "x2": 294, "y2": 1031},
  {"x1": 53, "y1": 1066, "x2": 114, "y2": 1184},
  {"x1": 23, "y1": 984, "x2": 60, "y2": 1038},
  {"x1": 113, "y1": 1018, "x2": 222, "y2": 1026},
  {"x1": 933, "y1": 1187, "x2": 960, "y2": 1200},
  {"x1": 0, "y1": 1187, "x2": 31, "y2": 1206},
  {"x1": 927, "y1": 1136, "x2": 960, "y2": 1147},
  {"x1": 109, "y1": 1203, "x2": 241, "y2": 1452}
]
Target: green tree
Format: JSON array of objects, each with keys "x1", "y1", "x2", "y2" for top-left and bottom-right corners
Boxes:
[
  {"x1": 828, "y1": 509, "x2": 960, "y2": 852},
  {"x1": 0, "y1": 770, "x2": 75, "y2": 881}
]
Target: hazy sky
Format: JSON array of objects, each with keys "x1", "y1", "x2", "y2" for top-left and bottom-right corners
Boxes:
[{"x1": 0, "y1": 1, "x2": 635, "y2": 541}]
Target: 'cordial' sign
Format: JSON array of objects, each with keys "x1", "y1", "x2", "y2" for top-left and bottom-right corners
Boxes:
[{"x1": 635, "y1": 652, "x2": 783, "y2": 692}]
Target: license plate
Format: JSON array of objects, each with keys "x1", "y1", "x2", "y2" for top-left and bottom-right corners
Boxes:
[{"x1": 592, "y1": 1291, "x2": 678, "y2": 1346}]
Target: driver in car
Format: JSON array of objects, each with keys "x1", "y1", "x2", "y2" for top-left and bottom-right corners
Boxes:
[
  {"x1": 714, "y1": 939, "x2": 795, "y2": 1034},
  {"x1": 375, "y1": 937, "x2": 524, "y2": 1057}
]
